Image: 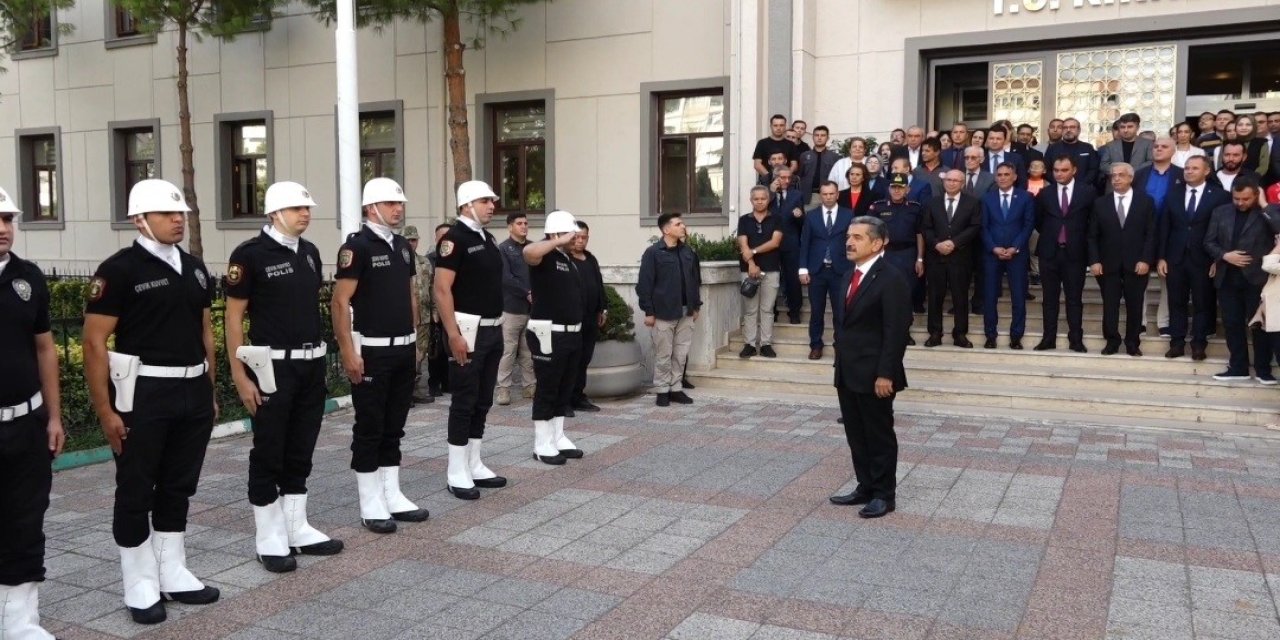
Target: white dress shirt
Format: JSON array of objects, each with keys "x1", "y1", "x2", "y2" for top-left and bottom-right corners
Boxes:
[
  {"x1": 137, "y1": 235, "x2": 183, "y2": 273},
  {"x1": 264, "y1": 224, "x2": 300, "y2": 253}
]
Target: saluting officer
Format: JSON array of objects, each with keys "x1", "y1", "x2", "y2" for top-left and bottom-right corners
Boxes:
[
  {"x1": 225, "y1": 181, "x2": 344, "y2": 573},
  {"x1": 523, "y1": 211, "x2": 587, "y2": 465},
  {"x1": 869, "y1": 173, "x2": 926, "y2": 344},
  {"x1": 433, "y1": 180, "x2": 508, "y2": 500},
  {"x1": 0, "y1": 186, "x2": 64, "y2": 640},
  {"x1": 83, "y1": 179, "x2": 220, "y2": 625},
  {"x1": 331, "y1": 178, "x2": 430, "y2": 534}
]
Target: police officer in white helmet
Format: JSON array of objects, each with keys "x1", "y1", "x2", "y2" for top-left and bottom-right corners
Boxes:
[
  {"x1": 331, "y1": 177, "x2": 429, "y2": 534},
  {"x1": 83, "y1": 179, "x2": 220, "y2": 624},
  {"x1": 225, "y1": 181, "x2": 344, "y2": 573},
  {"x1": 0, "y1": 186, "x2": 64, "y2": 639}
]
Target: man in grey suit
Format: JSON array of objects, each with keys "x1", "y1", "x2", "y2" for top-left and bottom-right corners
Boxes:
[{"x1": 1100, "y1": 113, "x2": 1154, "y2": 189}]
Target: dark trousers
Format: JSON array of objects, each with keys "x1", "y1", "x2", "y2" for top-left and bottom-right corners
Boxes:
[
  {"x1": 1096, "y1": 270, "x2": 1149, "y2": 347},
  {"x1": 970, "y1": 248, "x2": 985, "y2": 306},
  {"x1": 1218, "y1": 273, "x2": 1272, "y2": 376},
  {"x1": 446, "y1": 325, "x2": 502, "y2": 446},
  {"x1": 1039, "y1": 249, "x2": 1087, "y2": 344},
  {"x1": 983, "y1": 252, "x2": 1029, "y2": 339},
  {"x1": 246, "y1": 358, "x2": 327, "y2": 506},
  {"x1": 925, "y1": 256, "x2": 972, "y2": 337},
  {"x1": 113, "y1": 376, "x2": 215, "y2": 547},
  {"x1": 427, "y1": 322, "x2": 449, "y2": 393},
  {"x1": 572, "y1": 321, "x2": 599, "y2": 402},
  {"x1": 1166, "y1": 257, "x2": 1216, "y2": 348},
  {"x1": 836, "y1": 386, "x2": 897, "y2": 502},
  {"x1": 807, "y1": 266, "x2": 843, "y2": 349},
  {"x1": 0, "y1": 410, "x2": 51, "y2": 585},
  {"x1": 778, "y1": 248, "x2": 803, "y2": 320},
  {"x1": 530, "y1": 330, "x2": 583, "y2": 421},
  {"x1": 885, "y1": 249, "x2": 920, "y2": 330},
  {"x1": 349, "y1": 344, "x2": 414, "y2": 472}
]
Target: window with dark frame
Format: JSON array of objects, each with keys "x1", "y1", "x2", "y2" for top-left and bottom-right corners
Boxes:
[
  {"x1": 114, "y1": 4, "x2": 140, "y2": 37},
  {"x1": 227, "y1": 122, "x2": 268, "y2": 218},
  {"x1": 491, "y1": 102, "x2": 547, "y2": 214},
  {"x1": 21, "y1": 135, "x2": 59, "y2": 221},
  {"x1": 19, "y1": 12, "x2": 53, "y2": 50},
  {"x1": 655, "y1": 90, "x2": 724, "y2": 216},
  {"x1": 119, "y1": 128, "x2": 156, "y2": 215},
  {"x1": 359, "y1": 111, "x2": 398, "y2": 183}
]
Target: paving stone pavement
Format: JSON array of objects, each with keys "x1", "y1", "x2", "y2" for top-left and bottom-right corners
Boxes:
[{"x1": 35, "y1": 392, "x2": 1280, "y2": 639}]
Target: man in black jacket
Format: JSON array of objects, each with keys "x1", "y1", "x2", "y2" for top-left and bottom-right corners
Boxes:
[
  {"x1": 1089, "y1": 163, "x2": 1157, "y2": 356},
  {"x1": 496, "y1": 213, "x2": 535, "y2": 405},
  {"x1": 637, "y1": 213, "x2": 702, "y2": 407},
  {"x1": 1045, "y1": 118, "x2": 1101, "y2": 188},
  {"x1": 1158, "y1": 156, "x2": 1230, "y2": 360},
  {"x1": 569, "y1": 220, "x2": 606, "y2": 413},
  {"x1": 1035, "y1": 155, "x2": 1098, "y2": 352},
  {"x1": 921, "y1": 170, "x2": 981, "y2": 346}
]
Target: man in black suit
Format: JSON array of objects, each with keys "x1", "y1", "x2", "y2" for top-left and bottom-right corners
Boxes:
[
  {"x1": 1204, "y1": 177, "x2": 1279, "y2": 382},
  {"x1": 1015, "y1": 124, "x2": 1045, "y2": 166},
  {"x1": 828, "y1": 216, "x2": 910, "y2": 519},
  {"x1": 1089, "y1": 163, "x2": 1157, "y2": 356},
  {"x1": 921, "y1": 170, "x2": 980, "y2": 347},
  {"x1": 1034, "y1": 155, "x2": 1097, "y2": 352},
  {"x1": 960, "y1": 146, "x2": 994, "y2": 310},
  {"x1": 889, "y1": 126, "x2": 926, "y2": 171},
  {"x1": 984, "y1": 127, "x2": 1027, "y2": 187},
  {"x1": 770, "y1": 166, "x2": 807, "y2": 324},
  {"x1": 1158, "y1": 156, "x2": 1229, "y2": 360},
  {"x1": 1045, "y1": 118, "x2": 1101, "y2": 188}
]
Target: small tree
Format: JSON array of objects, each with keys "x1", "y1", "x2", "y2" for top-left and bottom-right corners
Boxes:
[
  {"x1": 115, "y1": 0, "x2": 280, "y2": 259},
  {"x1": 306, "y1": 0, "x2": 542, "y2": 191},
  {"x1": 1, "y1": 0, "x2": 75, "y2": 64}
]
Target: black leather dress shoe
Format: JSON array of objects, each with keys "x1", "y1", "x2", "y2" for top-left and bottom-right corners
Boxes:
[
  {"x1": 906, "y1": 336, "x2": 916, "y2": 346},
  {"x1": 924, "y1": 335, "x2": 942, "y2": 348},
  {"x1": 1009, "y1": 339, "x2": 1023, "y2": 350},
  {"x1": 1033, "y1": 340, "x2": 1055, "y2": 351},
  {"x1": 668, "y1": 391, "x2": 694, "y2": 404},
  {"x1": 656, "y1": 393, "x2": 670, "y2": 407},
  {"x1": 533, "y1": 452, "x2": 567, "y2": 465},
  {"x1": 1165, "y1": 345, "x2": 1185, "y2": 358},
  {"x1": 162, "y1": 585, "x2": 220, "y2": 605},
  {"x1": 293, "y1": 539, "x2": 344, "y2": 556},
  {"x1": 392, "y1": 508, "x2": 430, "y2": 522},
  {"x1": 1101, "y1": 342, "x2": 1120, "y2": 355},
  {"x1": 447, "y1": 485, "x2": 481, "y2": 500},
  {"x1": 362, "y1": 518, "x2": 397, "y2": 533},
  {"x1": 572, "y1": 399, "x2": 601, "y2": 412},
  {"x1": 984, "y1": 337, "x2": 997, "y2": 349},
  {"x1": 473, "y1": 475, "x2": 508, "y2": 488},
  {"x1": 1069, "y1": 342, "x2": 1087, "y2": 353},
  {"x1": 1127, "y1": 347, "x2": 1143, "y2": 357},
  {"x1": 128, "y1": 601, "x2": 166, "y2": 625},
  {"x1": 1191, "y1": 346, "x2": 1207, "y2": 361},
  {"x1": 559, "y1": 448, "x2": 584, "y2": 459},
  {"x1": 858, "y1": 498, "x2": 895, "y2": 519},
  {"x1": 954, "y1": 337, "x2": 973, "y2": 348},
  {"x1": 259, "y1": 554, "x2": 297, "y2": 573},
  {"x1": 829, "y1": 491, "x2": 871, "y2": 506}
]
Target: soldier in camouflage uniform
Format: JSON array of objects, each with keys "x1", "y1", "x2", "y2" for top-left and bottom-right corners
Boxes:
[{"x1": 404, "y1": 226, "x2": 437, "y2": 404}]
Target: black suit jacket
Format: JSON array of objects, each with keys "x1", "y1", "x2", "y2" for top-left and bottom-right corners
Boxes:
[
  {"x1": 838, "y1": 187, "x2": 874, "y2": 218},
  {"x1": 1088, "y1": 191, "x2": 1157, "y2": 272},
  {"x1": 921, "y1": 193, "x2": 982, "y2": 264},
  {"x1": 1158, "y1": 182, "x2": 1230, "y2": 266},
  {"x1": 1035, "y1": 181, "x2": 1098, "y2": 263},
  {"x1": 833, "y1": 258, "x2": 910, "y2": 394},
  {"x1": 1204, "y1": 204, "x2": 1280, "y2": 288}
]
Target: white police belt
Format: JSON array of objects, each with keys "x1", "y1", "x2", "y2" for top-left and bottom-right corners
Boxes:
[
  {"x1": 270, "y1": 343, "x2": 328, "y2": 360},
  {"x1": 551, "y1": 323, "x2": 582, "y2": 333},
  {"x1": 138, "y1": 362, "x2": 209, "y2": 379},
  {"x1": 476, "y1": 317, "x2": 503, "y2": 327},
  {"x1": 0, "y1": 391, "x2": 43, "y2": 423},
  {"x1": 358, "y1": 332, "x2": 417, "y2": 347}
]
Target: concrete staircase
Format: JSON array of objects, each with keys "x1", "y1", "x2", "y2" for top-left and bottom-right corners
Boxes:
[{"x1": 688, "y1": 279, "x2": 1280, "y2": 434}]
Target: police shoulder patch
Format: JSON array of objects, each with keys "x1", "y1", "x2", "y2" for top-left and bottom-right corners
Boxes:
[
  {"x1": 439, "y1": 240, "x2": 455, "y2": 257},
  {"x1": 88, "y1": 277, "x2": 106, "y2": 302},
  {"x1": 338, "y1": 248, "x2": 355, "y2": 269},
  {"x1": 195, "y1": 269, "x2": 208, "y2": 290},
  {"x1": 12, "y1": 279, "x2": 32, "y2": 302},
  {"x1": 401, "y1": 248, "x2": 411, "y2": 264},
  {"x1": 227, "y1": 263, "x2": 244, "y2": 285}
]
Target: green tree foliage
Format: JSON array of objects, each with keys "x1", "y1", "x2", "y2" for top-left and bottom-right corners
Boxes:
[{"x1": 1, "y1": 0, "x2": 75, "y2": 64}]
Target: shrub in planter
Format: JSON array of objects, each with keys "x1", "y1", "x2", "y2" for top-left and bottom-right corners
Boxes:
[{"x1": 585, "y1": 285, "x2": 645, "y2": 398}]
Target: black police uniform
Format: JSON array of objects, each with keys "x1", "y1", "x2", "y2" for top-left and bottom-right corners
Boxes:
[
  {"x1": 0, "y1": 254, "x2": 52, "y2": 588},
  {"x1": 336, "y1": 226, "x2": 416, "y2": 474},
  {"x1": 529, "y1": 249, "x2": 584, "y2": 421},
  {"x1": 226, "y1": 231, "x2": 327, "y2": 507},
  {"x1": 870, "y1": 197, "x2": 925, "y2": 300},
  {"x1": 86, "y1": 242, "x2": 215, "y2": 548},
  {"x1": 436, "y1": 220, "x2": 504, "y2": 447}
]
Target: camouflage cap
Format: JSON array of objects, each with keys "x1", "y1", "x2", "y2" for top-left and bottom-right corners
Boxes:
[{"x1": 402, "y1": 225, "x2": 420, "y2": 240}]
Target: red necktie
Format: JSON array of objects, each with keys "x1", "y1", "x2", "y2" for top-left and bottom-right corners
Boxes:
[{"x1": 845, "y1": 269, "x2": 863, "y2": 307}]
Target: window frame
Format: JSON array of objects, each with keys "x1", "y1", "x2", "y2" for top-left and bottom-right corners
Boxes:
[
  {"x1": 331, "y1": 100, "x2": 405, "y2": 228},
  {"x1": 105, "y1": 1, "x2": 156, "y2": 48},
  {"x1": 214, "y1": 111, "x2": 275, "y2": 230},
  {"x1": 490, "y1": 101, "x2": 548, "y2": 217},
  {"x1": 476, "y1": 89, "x2": 556, "y2": 226},
  {"x1": 108, "y1": 119, "x2": 163, "y2": 228},
  {"x1": 13, "y1": 127, "x2": 64, "y2": 229},
  {"x1": 10, "y1": 7, "x2": 57, "y2": 60},
  {"x1": 639, "y1": 78, "x2": 730, "y2": 224}
]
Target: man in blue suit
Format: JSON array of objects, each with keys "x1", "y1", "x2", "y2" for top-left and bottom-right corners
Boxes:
[
  {"x1": 769, "y1": 166, "x2": 807, "y2": 324},
  {"x1": 1157, "y1": 156, "x2": 1230, "y2": 360},
  {"x1": 799, "y1": 181, "x2": 854, "y2": 359},
  {"x1": 981, "y1": 163, "x2": 1036, "y2": 349}
]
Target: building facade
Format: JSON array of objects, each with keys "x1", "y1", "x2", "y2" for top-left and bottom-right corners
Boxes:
[{"x1": 2, "y1": 0, "x2": 1278, "y2": 272}]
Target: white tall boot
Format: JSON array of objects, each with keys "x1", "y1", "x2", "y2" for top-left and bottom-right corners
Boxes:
[
  {"x1": 252, "y1": 500, "x2": 296, "y2": 573},
  {"x1": 118, "y1": 537, "x2": 165, "y2": 624},
  {"x1": 0, "y1": 582, "x2": 54, "y2": 639},
  {"x1": 282, "y1": 494, "x2": 343, "y2": 555},
  {"x1": 552, "y1": 416, "x2": 583, "y2": 459},
  {"x1": 379, "y1": 467, "x2": 429, "y2": 522},
  {"x1": 356, "y1": 471, "x2": 395, "y2": 533},
  {"x1": 446, "y1": 444, "x2": 480, "y2": 500},
  {"x1": 533, "y1": 420, "x2": 566, "y2": 465},
  {"x1": 467, "y1": 439, "x2": 507, "y2": 488},
  {"x1": 153, "y1": 531, "x2": 218, "y2": 604}
]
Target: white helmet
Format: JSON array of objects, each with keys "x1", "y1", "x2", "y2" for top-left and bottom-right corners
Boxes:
[
  {"x1": 544, "y1": 210, "x2": 577, "y2": 235},
  {"x1": 456, "y1": 180, "x2": 498, "y2": 209},
  {"x1": 361, "y1": 177, "x2": 407, "y2": 206},
  {"x1": 0, "y1": 186, "x2": 20, "y2": 215},
  {"x1": 264, "y1": 181, "x2": 318, "y2": 215},
  {"x1": 128, "y1": 179, "x2": 190, "y2": 216}
]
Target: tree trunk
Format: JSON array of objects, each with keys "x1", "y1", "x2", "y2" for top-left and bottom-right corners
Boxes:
[
  {"x1": 442, "y1": 1, "x2": 472, "y2": 190},
  {"x1": 176, "y1": 20, "x2": 203, "y2": 258}
]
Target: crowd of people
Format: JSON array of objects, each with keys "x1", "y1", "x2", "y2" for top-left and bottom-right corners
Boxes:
[{"x1": 738, "y1": 110, "x2": 1280, "y2": 370}]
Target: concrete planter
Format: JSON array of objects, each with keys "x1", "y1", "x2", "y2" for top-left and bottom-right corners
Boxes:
[{"x1": 584, "y1": 340, "x2": 646, "y2": 398}]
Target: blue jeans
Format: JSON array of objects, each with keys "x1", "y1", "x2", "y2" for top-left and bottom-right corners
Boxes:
[{"x1": 807, "y1": 266, "x2": 843, "y2": 349}]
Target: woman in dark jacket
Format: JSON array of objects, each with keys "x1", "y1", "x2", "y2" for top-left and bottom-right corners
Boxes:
[
  {"x1": 838, "y1": 162, "x2": 875, "y2": 217},
  {"x1": 1235, "y1": 114, "x2": 1272, "y2": 175}
]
